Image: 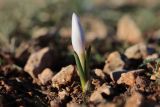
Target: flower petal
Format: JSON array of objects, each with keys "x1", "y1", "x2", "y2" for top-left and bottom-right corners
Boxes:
[{"x1": 71, "y1": 13, "x2": 85, "y2": 54}]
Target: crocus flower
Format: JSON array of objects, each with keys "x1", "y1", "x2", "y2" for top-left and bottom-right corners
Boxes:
[
  {"x1": 71, "y1": 13, "x2": 85, "y2": 69},
  {"x1": 71, "y1": 13, "x2": 91, "y2": 94}
]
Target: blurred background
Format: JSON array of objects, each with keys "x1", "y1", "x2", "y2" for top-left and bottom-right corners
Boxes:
[{"x1": 1, "y1": 0, "x2": 160, "y2": 68}]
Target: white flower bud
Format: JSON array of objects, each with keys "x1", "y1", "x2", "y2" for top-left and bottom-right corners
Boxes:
[
  {"x1": 71, "y1": 13, "x2": 85, "y2": 55},
  {"x1": 71, "y1": 13, "x2": 85, "y2": 69}
]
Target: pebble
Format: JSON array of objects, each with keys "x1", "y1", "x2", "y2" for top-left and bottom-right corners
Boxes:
[
  {"x1": 52, "y1": 65, "x2": 76, "y2": 89},
  {"x1": 38, "y1": 68, "x2": 54, "y2": 85}
]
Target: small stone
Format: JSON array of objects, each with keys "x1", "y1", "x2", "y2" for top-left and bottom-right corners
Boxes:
[
  {"x1": 97, "y1": 102, "x2": 116, "y2": 107},
  {"x1": 117, "y1": 70, "x2": 143, "y2": 87},
  {"x1": 52, "y1": 65, "x2": 75, "y2": 88},
  {"x1": 50, "y1": 100, "x2": 60, "y2": 107},
  {"x1": 27, "y1": 91, "x2": 32, "y2": 96},
  {"x1": 94, "y1": 69, "x2": 106, "y2": 80},
  {"x1": 24, "y1": 47, "x2": 55, "y2": 80},
  {"x1": 117, "y1": 72, "x2": 136, "y2": 87},
  {"x1": 117, "y1": 15, "x2": 143, "y2": 44},
  {"x1": 103, "y1": 51, "x2": 125, "y2": 74},
  {"x1": 82, "y1": 15, "x2": 108, "y2": 42},
  {"x1": 90, "y1": 84, "x2": 112, "y2": 102},
  {"x1": 125, "y1": 43, "x2": 147, "y2": 59},
  {"x1": 67, "y1": 102, "x2": 81, "y2": 107},
  {"x1": 90, "y1": 90, "x2": 104, "y2": 102},
  {"x1": 58, "y1": 90, "x2": 69, "y2": 101},
  {"x1": 150, "y1": 74, "x2": 156, "y2": 80},
  {"x1": 38, "y1": 68, "x2": 54, "y2": 85},
  {"x1": 125, "y1": 92, "x2": 144, "y2": 107}
]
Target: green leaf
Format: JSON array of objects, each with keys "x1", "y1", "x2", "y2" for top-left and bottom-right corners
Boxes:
[
  {"x1": 85, "y1": 46, "x2": 91, "y2": 78},
  {"x1": 74, "y1": 52, "x2": 84, "y2": 75},
  {"x1": 73, "y1": 52, "x2": 86, "y2": 92}
]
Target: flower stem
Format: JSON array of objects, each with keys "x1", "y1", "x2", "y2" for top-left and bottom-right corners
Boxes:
[
  {"x1": 73, "y1": 46, "x2": 91, "y2": 93},
  {"x1": 73, "y1": 52, "x2": 87, "y2": 93}
]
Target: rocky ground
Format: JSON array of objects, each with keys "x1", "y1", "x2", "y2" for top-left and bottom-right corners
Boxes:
[
  {"x1": 1, "y1": 0, "x2": 160, "y2": 107},
  {"x1": 0, "y1": 30, "x2": 160, "y2": 107}
]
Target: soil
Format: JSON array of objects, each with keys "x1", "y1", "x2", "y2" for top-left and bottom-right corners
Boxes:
[{"x1": 0, "y1": 35, "x2": 160, "y2": 107}]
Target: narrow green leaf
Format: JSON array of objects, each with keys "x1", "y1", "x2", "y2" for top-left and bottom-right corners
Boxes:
[
  {"x1": 73, "y1": 52, "x2": 86, "y2": 92},
  {"x1": 85, "y1": 46, "x2": 91, "y2": 78},
  {"x1": 74, "y1": 52, "x2": 84, "y2": 75},
  {"x1": 86, "y1": 45, "x2": 91, "y2": 59}
]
